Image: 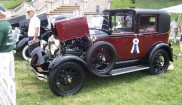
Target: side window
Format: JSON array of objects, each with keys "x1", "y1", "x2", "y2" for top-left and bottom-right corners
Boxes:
[
  {"x1": 139, "y1": 16, "x2": 157, "y2": 33},
  {"x1": 111, "y1": 15, "x2": 133, "y2": 34}
]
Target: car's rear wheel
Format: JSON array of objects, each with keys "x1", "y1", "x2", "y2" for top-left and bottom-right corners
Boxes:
[
  {"x1": 48, "y1": 61, "x2": 85, "y2": 96},
  {"x1": 86, "y1": 41, "x2": 116, "y2": 76},
  {"x1": 149, "y1": 49, "x2": 169, "y2": 75},
  {"x1": 22, "y1": 45, "x2": 31, "y2": 60}
]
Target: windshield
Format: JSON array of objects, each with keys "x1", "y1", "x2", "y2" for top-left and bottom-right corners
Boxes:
[{"x1": 86, "y1": 15, "x2": 107, "y2": 29}]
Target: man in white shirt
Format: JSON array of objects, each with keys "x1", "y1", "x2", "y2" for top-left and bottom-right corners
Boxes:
[
  {"x1": 27, "y1": 7, "x2": 40, "y2": 52},
  {"x1": 27, "y1": 7, "x2": 43, "y2": 72},
  {"x1": 171, "y1": 17, "x2": 181, "y2": 43}
]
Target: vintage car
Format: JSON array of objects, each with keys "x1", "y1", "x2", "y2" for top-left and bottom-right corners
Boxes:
[
  {"x1": 8, "y1": 13, "x2": 49, "y2": 60},
  {"x1": 29, "y1": 9, "x2": 173, "y2": 96}
]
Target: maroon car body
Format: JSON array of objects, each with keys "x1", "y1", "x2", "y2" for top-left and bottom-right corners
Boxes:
[{"x1": 52, "y1": 9, "x2": 172, "y2": 61}]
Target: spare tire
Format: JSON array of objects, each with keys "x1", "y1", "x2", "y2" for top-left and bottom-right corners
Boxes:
[{"x1": 86, "y1": 41, "x2": 116, "y2": 76}]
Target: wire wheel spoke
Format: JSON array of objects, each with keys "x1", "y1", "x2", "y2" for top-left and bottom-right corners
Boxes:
[
  {"x1": 153, "y1": 54, "x2": 165, "y2": 72},
  {"x1": 55, "y1": 66, "x2": 81, "y2": 92},
  {"x1": 91, "y1": 47, "x2": 113, "y2": 71}
]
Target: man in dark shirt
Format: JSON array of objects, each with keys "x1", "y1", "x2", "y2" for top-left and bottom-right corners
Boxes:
[{"x1": 0, "y1": 4, "x2": 15, "y2": 79}]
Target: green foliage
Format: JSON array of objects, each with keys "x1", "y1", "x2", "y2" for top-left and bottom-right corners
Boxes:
[
  {"x1": 131, "y1": 0, "x2": 135, "y2": 4},
  {"x1": 135, "y1": 0, "x2": 182, "y2": 9},
  {"x1": 0, "y1": 0, "x2": 28, "y2": 9},
  {"x1": 111, "y1": 0, "x2": 135, "y2": 9},
  {"x1": 134, "y1": 0, "x2": 182, "y2": 26},
  {"x1": 111, "y1": 0, "x2": 182, "y2": 10}
]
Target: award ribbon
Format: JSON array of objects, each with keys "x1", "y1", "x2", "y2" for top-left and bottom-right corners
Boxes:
[{"x1": 131, "y1": 38, "x2": 140, "y2": 54}]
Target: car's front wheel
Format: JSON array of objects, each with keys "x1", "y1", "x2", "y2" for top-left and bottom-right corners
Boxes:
[
  {"x1": 22, "y1": 45, "x2": 31, "y2": 60},
  {"x1": 149, "y1": 49, "x2": 169, "y2": 75},
  {"x1": 48, "y1": 61, "x2": 85, "y2": 96}
]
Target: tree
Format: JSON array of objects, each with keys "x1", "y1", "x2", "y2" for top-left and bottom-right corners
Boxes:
[
  {"x1": 111, "y1": 0, "x2": 135, "y2": 9},
  {"x1": 131, "y1": 0, "x2": 135, "y2": 4}
]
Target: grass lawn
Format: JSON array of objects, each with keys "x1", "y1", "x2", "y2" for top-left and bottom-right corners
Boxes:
[
  {"x1": 0, "y1": 0, "x2": 29, "y2": 9},
  {"x1": 15, "y1": 43, "x2": 182, "y2": 105}
]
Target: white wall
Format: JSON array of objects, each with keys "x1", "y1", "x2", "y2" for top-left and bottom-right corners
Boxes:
[{"x1": 69, "y1": 0, "x2": 82, "y2": 5}]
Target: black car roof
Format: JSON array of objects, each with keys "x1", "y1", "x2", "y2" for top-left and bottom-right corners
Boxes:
[
  {"x1": 103, "y1": 8, "x2": 169, "y2": 16},
  {"x1": 103, "y1": 9, "x2": 170, "y2": 34}
]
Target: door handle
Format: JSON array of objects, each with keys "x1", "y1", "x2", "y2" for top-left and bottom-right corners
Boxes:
[{"x1": 134, "y1": 34, "x2": 142, "y2": 36}]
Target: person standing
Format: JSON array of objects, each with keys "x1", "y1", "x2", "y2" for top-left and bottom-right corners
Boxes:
[
  {"x1": 96, "y1": 5, "x2": 99, "y2": 13},
  {"x1": 170, "y1": 17, "x2": 181, "y2": 43},
  {"x1": 100, "y1": 5, "x2": 105, "y2": 13},
  {"x1": 26, "y1": 7, "x2": 43, "y2": 72},
  {"x1": 0, "y1": 4, "x2": 15, "y2": 79},
  {"x1": 0, "y1": 4, "x2": 16, "y2": 105},
  {"x1": 179, "y1": 30, "x2": 182, "y2": 56},
  {"x1": 31, "y1": 0, "x2": 35, "y2": 7}
]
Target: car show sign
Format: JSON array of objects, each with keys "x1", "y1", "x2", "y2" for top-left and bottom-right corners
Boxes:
[
  {"x1": 0, "y1": 77, "x2": 16, "y2": 105},
  {"x1": 131, "y1": 38, "x2": 140, "y2": 54}
]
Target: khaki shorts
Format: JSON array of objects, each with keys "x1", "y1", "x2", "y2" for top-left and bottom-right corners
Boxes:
[{"x1": 0, "y1": 52, "x2": 15, "y2": 78}]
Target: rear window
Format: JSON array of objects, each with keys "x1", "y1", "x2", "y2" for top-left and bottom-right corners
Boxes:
[{"x1": 139, "y1": 16, "x2": 157, "y2": 33}]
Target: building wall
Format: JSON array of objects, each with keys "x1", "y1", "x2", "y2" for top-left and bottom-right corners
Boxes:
[{"x1": 69, "y1": 0, "x2": 82, "y2": 5}]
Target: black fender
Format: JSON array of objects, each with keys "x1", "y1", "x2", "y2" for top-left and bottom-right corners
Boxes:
[
  {"x1": 147, "y1": 42, "x2": 173, "y2": 62},
  {"x1": 48, "y1": 55, "x2": 89, "y2": 71},
  {"x1": 16, "y1": 37, "x2": 29, "y2": 51}
]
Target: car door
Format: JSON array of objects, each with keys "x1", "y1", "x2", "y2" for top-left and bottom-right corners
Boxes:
[
  {"x1": 137, "y1": 15, "x2": 159, "y2": 57},
  {"x1": 107, "y1": 15, "x2": 145, "y2": 61}
]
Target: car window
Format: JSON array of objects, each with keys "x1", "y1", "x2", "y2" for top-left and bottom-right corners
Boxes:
[
  {"x1": 139, "y1": 16, "x2": 157, "y2": 33},
  {"x1": 111, "y1": 14, "x2": 133, "y2": 34}
]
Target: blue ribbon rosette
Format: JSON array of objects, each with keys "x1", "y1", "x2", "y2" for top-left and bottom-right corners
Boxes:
[{"x1": 131, "y1": 38, "x2": 140, "y2": 54}]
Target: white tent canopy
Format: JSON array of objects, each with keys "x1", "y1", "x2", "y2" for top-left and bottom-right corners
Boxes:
[{"x1": 161, "y1": 4, "x2": 182, "y2": 13}]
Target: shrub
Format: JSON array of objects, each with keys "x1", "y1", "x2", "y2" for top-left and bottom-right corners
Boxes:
[{"x1": 0, "y1": 0, "x2": 29, "y2": 9}]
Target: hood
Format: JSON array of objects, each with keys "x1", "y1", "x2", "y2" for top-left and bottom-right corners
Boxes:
[{"x1": 53, "y1": 17, "x2": 89, "y2": 42}]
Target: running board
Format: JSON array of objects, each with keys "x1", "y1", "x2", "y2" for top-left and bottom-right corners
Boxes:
[{"x1": 110, "y1": 65, "x2": 149, "y2": 76}]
